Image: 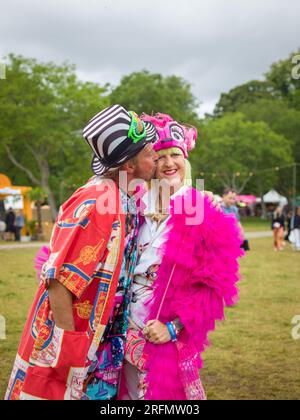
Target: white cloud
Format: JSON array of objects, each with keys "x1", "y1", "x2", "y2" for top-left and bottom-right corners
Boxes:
[{"x1": 1, "y1": 0, "x2": 299, "y2": 115}]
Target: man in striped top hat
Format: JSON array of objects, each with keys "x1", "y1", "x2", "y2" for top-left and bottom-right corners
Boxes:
[
  {"x1": 83, "y1": 103, "x2": 158, "y2": 177},
  {"x1": 5, "y1": 105, "x2": 159, "y2": 401}
]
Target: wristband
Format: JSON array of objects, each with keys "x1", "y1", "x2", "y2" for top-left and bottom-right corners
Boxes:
[{"x1": 166, "y1": 322, "x2": 177, "y2": 342}]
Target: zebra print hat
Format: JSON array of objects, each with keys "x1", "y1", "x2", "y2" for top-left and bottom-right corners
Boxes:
[{"x1": 83, "y1": 104, "x2": 158, "y2": 175}]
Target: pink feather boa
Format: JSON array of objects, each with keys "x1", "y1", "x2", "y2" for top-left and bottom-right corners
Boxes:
[
  {"x1": 141, "y1": 188, "x2": 244, "y2": 400},
  {"x1": 34, "y1": 246, "x2": 50, "y2": 280}
]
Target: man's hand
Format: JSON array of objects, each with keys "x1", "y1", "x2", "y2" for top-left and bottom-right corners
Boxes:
[
  {"x1": 48, "y1": 279, "x2": 75, "y2": 331},
  {"x1": 143, "y1": 320, "x2": 171, "y2": 344}
]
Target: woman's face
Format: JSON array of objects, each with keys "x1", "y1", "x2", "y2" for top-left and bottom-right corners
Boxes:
[{"x1": 155, "y1": 151, "x2": 185, "y2": 190}]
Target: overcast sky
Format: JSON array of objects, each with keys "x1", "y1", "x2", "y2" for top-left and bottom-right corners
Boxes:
[{"x1": 1, "y1": 0, "x2": 300, "y2": 115}]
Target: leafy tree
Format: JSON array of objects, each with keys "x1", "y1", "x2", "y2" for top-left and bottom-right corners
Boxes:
[
  {"x1": 238, "y1": 99, "x2": 300, "y2": 195},
  {"x1": 109, "y1": 70, "x2": 199, "y2": 123},
  {"x1": 0, "y1": 54, "x2": 109, "y2": 220},
  {"x1": 190, "y1": 113, "x2": 293, "y2": 196},
  {"x1": 214, "y1": 80, "x2": 279, "y2": 117},
  {"x1": 266, "y1": 48, "x2": 300, "y2": 104},
  {"x1": 211, "y1": 49, "x2": 300, "y2": 196}
]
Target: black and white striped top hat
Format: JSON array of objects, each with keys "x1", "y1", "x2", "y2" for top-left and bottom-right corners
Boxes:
[{"x1": 83, "y1": 104, "x2": 158, "y2": 175}]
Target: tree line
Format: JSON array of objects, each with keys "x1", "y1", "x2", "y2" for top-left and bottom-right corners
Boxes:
[{"x1": 0, "y1": 50, "x2": 299, "y2": 220}]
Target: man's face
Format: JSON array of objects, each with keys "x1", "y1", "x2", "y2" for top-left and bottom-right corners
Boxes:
[
  {"x1": 133, "y1": 144, "x2": 158, "y2": 182},
  {"x1": 223, "y1": 192, "x2": 236, "y2": 207}
]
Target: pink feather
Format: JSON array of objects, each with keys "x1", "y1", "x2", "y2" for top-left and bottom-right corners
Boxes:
[
  {"x1": 141, "y1": 113, "x2": 198, "y2": 157},
  {"x1": 34, "y1": 246, "x2": 50, "y2": 280},
  {"x1": 141, "y1": 189, "x2": 244, "y2": 400}
]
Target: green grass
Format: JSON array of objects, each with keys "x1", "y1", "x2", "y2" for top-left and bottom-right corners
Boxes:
[
  {"x1": 1, "y1": 240, "x2": 300, "y2": 400},
  {"x1": 201, "y1": 238, "x2": 300, "y2": 400},
  {"x1": 0, "y1": 249, "x2": 37, "y2": 399},
  {"x1": 241, "y1": 217, "x2": 270, "y2": 232}
]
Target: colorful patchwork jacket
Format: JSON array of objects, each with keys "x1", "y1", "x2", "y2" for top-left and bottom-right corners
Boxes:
[{"x1": 5, "y1": 177, "x2": 125, "y2": 400}]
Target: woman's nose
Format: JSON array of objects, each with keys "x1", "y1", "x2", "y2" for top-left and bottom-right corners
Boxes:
[{"x1": 164, "y1": 156, "x2": 174, "y2": 167}]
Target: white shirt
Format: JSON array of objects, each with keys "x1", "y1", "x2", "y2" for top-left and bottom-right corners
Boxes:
[{"x1": 129, "y1": 186, "x2": 188, "y2": 329}]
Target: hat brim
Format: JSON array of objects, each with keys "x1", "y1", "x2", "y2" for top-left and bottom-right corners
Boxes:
[
  {"x1": 91, "y1": 155, "x2": 110, "y2": 176},
  {"x1": 91, "y1": 121, "x2": 158, "y2": 176}
]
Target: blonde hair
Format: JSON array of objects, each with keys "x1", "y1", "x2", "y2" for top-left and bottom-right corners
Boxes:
[{"x1": 184, "y1": 159, "x2": 193, "y2": 187}]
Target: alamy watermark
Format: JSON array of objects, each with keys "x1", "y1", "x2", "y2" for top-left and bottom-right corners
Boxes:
[
  {"x1": 291, "y1": 315, "x2": 300, "y2": 340},
  {"x1": 0, "y1": 61, "x2": 6, "y2": 80},
  {"x1": 0, "y1": 315, "x2": 6, "y2": 340},
  {"x1": 292, "y1": 55, "x2": 300, "y2": 80},
  {"x1": 91, "y1": 172, "x2": 205, "y2": 226}
]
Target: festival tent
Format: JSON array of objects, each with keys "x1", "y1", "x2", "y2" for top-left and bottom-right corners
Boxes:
[
  {"x1": 0, "y1": 187, "x2": 21, "y2": 196},
  {"x1": 261, "y1": 189, "x2": 288, "y2": 206},
  {"x1": 236, "y1": 195, "x2": 257, "y2": 205}
]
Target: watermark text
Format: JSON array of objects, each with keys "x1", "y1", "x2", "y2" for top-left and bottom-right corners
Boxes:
[
  {"x1": 0, "y1": 315, "x2": 6, "y2": 340},
  {"x1": 292, "y1": 55, "x2": 300, "y2": 80},
  {"x1": 0, "y1": 62, "x2": 6, "y2": 80},
  {"x1": 291, "y1": 315, "x2": 300, "y2": 340}
]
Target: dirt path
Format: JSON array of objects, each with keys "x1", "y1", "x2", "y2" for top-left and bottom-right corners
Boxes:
[{"x1": 0, "y1": 242, "x2": 48, "y2": 250}]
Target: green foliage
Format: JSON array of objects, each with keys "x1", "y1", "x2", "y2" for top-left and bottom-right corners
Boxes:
[
  {"x1": 238, "y1": 99, "x2": 300, "y2": 195},
  {"x1": 214, "y1": 80, "x2": 279, "y2": 117},
  {"x1": 109, "y1": 70, "x2": 199, "y2": 123},
  {"x1": 266, "y1": 48, "x2": 300, "y2": 102},
  {"x1": 27, "y1": 187, "x2": 48, "y2": 203},
  {"x1": 190, "y1": 113, "x2": 293, "y2": 194},
  {"x1": 0, "y1": 54, "x2": 109, "y2": 218},
  {"x1": 1, "y1": 50, "x2": 299, "y2": 203},
  {"x1": 210, "y1": 48, "x2": 300, "y2": 195}
]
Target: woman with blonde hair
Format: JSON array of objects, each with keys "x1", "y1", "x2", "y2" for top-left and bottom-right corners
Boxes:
[{"x1": 120, "y1": 113, "x2": 243, "y2": 400}]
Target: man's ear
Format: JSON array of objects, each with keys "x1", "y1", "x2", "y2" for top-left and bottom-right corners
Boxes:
[{"x1": 123, "y1": 158, "x2": 136, "y2": 175}]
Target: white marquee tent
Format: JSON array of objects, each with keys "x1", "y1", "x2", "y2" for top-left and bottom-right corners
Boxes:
[{"x1": 258, "y1": 189, "x2": 288, "y2": 206}]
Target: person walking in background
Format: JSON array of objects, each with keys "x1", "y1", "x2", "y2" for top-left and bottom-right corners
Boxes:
[
  {"x1": 285, "y1": 210, "x2": 293, "y2": 242},
  {"x1": 271, "y1": 207, "x2": 285, "y2": 252},
  {"x1": 15, "y1": 210, "x2": 25, "y2": 241},
  {"x1": 221, "y1": 189, "x2": 248, "y2": 250},
  {"x1": 289, "y1": 207, "x2": 300, "y2": 251},
  {"x1": 4, "y1": 208, "x2": 16, "y2": 241},
  {"x1": 221, "y1": 189, "x2": 240, "y2": 220}
]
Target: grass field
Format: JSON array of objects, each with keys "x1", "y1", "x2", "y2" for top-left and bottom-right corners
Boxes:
[
  {"x1": 0, "y1": 238, "x2": 299, "y2": 400},
  {"x1": 240, "y1": 217, "x2": 270, "y2": 232}
]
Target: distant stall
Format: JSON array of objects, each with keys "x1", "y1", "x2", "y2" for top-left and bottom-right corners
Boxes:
[
  {"x1": 235, "y1": 195, "x2": 257, "y2": 216},
  {"x1": 0, "y1": 174, "x2": 32, "y2": 223},
  {"x1": 236, "y1": 195, "x2": 257, "y2": 205}
]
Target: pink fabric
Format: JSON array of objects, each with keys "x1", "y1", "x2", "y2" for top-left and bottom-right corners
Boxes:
[
  {"x1": 34, "y1": 246, "x2": 50, "y2": 280},
  {"x1": 141, "y1": 113, "x2": 197, "y2": 158},
  {"x1": 141, "y1": 189, "x2": 244, "y2": 400},
  {"x1": 236, "y1": 195, "x2": 257, "y2": 204}
]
